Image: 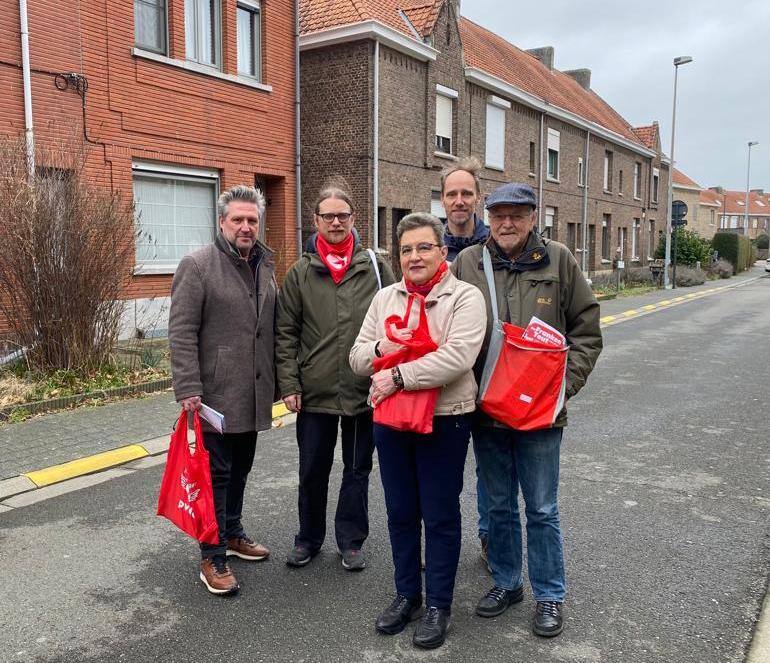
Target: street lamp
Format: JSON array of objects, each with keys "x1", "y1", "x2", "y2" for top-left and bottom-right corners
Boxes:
[
  {"x1": 744, "y1": 141, "x2": 759, "y2": 237},
  {"x1": 664, "y1": 55, "x2": 693, "y2": 289}
]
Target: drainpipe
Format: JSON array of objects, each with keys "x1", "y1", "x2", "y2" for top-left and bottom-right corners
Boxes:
[
  {"x1": 294, "y1": 0, "x2": 302, "y2": 256},
  {"x1": 538, "y1": 112, "x2": 545, "y2": 231},
  {"x1": 372, "y1": 40, "x2": 380, "y2": 250},
  {"x1": 19, "y1": 0, "x2": 35, "y2": 177},
  {"x1": 581, "y1": 130, "x2": 590, "y2": 273}
]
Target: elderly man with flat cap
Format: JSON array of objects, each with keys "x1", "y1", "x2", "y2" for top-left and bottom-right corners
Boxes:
[{"x1": 451, "y1": 182, "x2": 602, "y2": 637}]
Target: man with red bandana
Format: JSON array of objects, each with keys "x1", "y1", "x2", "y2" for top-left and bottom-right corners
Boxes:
[{"x1": 276, "y1": 186, "x2": 395, "y2": 571}]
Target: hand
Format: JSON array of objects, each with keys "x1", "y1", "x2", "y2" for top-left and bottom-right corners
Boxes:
[
  {"x1": 180, "y1": 396, "x2": 202, "y2": 412},
  {"x1": 283, "y1": 393, "x2": 302, "y2": 412},
  {"x1": 370, "y1": 369, "x2": 398, "y2": 406},
  {"x1": 378, "y1": 326, "x2": 412, "y2": 356}
]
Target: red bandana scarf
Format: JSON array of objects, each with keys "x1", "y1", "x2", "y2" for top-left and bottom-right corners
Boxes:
[
  {"x1": 405, "y1": 260, "x2": 448, "y2": 297},
  {"x1": 316, "y1": 232, "x2": 355, "y2": 284}
]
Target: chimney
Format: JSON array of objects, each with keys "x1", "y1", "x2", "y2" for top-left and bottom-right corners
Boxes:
[
  {"x1": 710, "y1": 186, "x2": 725, "y2": 194},
  {"x1": 564, "y1": 68, "x2": 591, "y2": 90},
  {"x1": 526, "y1": 46, "x2": 554, "y2": 71}
]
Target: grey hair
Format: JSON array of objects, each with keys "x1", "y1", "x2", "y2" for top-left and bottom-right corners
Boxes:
[
  {"x1": 396, "y1": 212, "x2": 445, "y2": 246},
  {"x1": 217, "y1": 185, "x2": 266, "y2": 220},
  {"x1": 440, "y1": 155, "x2": 482, "y2": 195}
]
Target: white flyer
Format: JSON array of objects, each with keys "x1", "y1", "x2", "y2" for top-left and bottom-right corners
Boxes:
[{"x1": 200, "y1": 403, "x2": 226, "y2": 433}]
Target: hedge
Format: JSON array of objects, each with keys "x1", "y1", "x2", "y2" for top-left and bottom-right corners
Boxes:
[{"x1": 711, "y1": 232, "x2": 756, "y2": 273}]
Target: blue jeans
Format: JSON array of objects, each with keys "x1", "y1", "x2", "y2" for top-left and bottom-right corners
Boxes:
[
  {"x1": 473, "y1": 425, "x2": 565, "y2": 602},
  {"x1": 374, "y1": 415, "x2": 470, "y2": 609},
  {"x1": 473, "y1": 438, "x2": 489, "y2": 539}
]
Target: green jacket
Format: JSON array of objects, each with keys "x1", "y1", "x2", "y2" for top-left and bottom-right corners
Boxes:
[
  {"x1": 451, "y1": 232, "x2": 602, "y2": 427},
  {"x1": 276, "y1": 243, "x2": 395, "y2": 416}
]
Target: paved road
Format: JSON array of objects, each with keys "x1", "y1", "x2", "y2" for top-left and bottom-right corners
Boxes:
[{"x1": 1, "y1": 275, "x2": 768, "y2": 663}]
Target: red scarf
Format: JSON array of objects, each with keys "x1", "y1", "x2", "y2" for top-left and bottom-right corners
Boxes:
[
  {"x1": 405, "y1": 260, "x2": 448, "y2": 296},
  {"x1": 316, "y1": 232, "x2": 355, "y2": 284}
]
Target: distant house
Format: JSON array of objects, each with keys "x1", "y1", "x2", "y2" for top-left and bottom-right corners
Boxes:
[
  {"x1": 709, "y1": 187, "x2": 770, "y2": 239},
  {"x1": 672, "y1": 168, "x2": 719, "y2": 240},
  {"x1": 299, "y1": 0, "x2": 669, "y2": 274}
]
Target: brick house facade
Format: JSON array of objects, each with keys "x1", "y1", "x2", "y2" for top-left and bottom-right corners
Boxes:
[
  {"x1": 299, "y1": 0, "x2": 669, "y2": 276},
  {"x1": 0, "y1": 0, "x2": 297, "y2": 336}
]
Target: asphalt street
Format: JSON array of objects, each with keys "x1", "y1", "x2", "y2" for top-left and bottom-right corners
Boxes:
[{"x1": 1, "y1": 275, "x2": 768, "y2": 663}]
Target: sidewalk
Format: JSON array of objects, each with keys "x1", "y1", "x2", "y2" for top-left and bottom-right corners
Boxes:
[{"x1": 0, "y1": 264, "x2": 765, "y2": 491}]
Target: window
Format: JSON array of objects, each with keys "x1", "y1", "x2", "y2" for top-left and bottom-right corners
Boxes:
[
  {"x1": 529, "y1": 142, "x2": 536, "y2": 175},
  {"x1": 648, "y1": 220, "x2": 655, "y2": 257},
  {"x1": 186, "y1": 0, "x2": 221, "y2": 68},
  {"x1": 632, "y1": 218, "x2": 640, "y2": 259},
  {"x1": 547, "y1": 129, "x2": 560, "y2": 180},
  {"x1": 135, "y1": 0, "x2": 167, "y2": 53},
  {"x1": 617, "y1": 226, "x2": 627, "y2": 261},
  {"x1": 753, "y1": 218, "x2": 758, "y2": 229},
  {"x1": 618, "y1": 169, "x2": 624, "y2": 194},
  {"x1": 578, "y1": 157, "x2": 585, "y2": 187},
  {"x1": 652, "y1": 167, "x2": 660, "y2": 203},
  {"x1": 430, "y1": 191, "x2": 446, "y2": 221},
  {"x1": 133, "y1": 164, "x2": 219, "y2": 271},
  {"x1": 710, "y1": 210, "x2": 715, "y2": 226},
  {"x1": 485, "y1": 97, "x2": 508, "y2": 170},
  {"x1": 567, "y1": 223, "x2": 577, "y2": 254},
  {"x1": 603, "y1": 151, "x2": 613, "y2": 191},
  {"x1": 633, "y1": 162, "x2": 642, "y2": 199},
  {"x1": 435, "y1": 91, "x2": 455, "y2": 155},
  {"x1": 544, "y1": 206, "x2": 556, "y2": 239},
  {"x1": 237, "y1": 1, "x2": 261, "y2": 80},
  {"x1": 601, "y1": 214, "x2": 611, "y2": 260}
]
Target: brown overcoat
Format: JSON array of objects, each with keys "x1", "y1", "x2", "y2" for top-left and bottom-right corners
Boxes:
[{"x1": 169, "y1": 234, "x2": 277, "y2": 433}]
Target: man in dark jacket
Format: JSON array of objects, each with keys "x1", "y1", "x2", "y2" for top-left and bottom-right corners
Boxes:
[
  {"x1": 276, "y1": 188, "x2": 395, "y2": 571},
  {"x1": 440, "y1": 156, "x2": 491, "y2": 564},
  {"x1": 441, "y1": 156, "x2": 490, "y2": 262},
  {"x1": 169, "y1": 185, "x2": 276, "y2": 597},
  {"x1": 452, "y1": 183, "x2": 602, "y2": 637}
]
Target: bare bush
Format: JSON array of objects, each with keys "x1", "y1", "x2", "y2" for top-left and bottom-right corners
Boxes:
[
  {"x1": 674, "y1": 266, "x2": 706, "y2": 287},
  {"x1": 707, "y1": 258, "x2": 733, "y2": 280},
  {"x1": 0, "y1": 138, "x2": 135, "y2": 373}
]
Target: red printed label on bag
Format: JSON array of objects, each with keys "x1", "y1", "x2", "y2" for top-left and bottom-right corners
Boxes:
[{"x1": 521, "y1": 316, "x2": 566, "y2": 348}]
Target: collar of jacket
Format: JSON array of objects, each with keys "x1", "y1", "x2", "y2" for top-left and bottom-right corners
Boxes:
[
  {"x1": 393, "y1": 267, "x2": 458, "y2": 304},
  {"x1": 480, "y1": 232, "x2": 551, "y2": 273},
  {"x1": 215, "y1": 232, "x2": 273, "y2": 265},
  {"x1": 444, "y1": 214, "x2": 490, "y2": 251}
]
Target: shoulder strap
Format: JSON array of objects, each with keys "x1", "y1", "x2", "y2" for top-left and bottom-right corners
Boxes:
[
  {"x1": 482, "y1": 245, "x2": 499, "y2": 323},
  {"x1": 366, "y1": 248, "x2": 382, "y2": 290}
]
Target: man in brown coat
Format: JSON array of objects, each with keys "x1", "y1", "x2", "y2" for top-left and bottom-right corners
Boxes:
[{"x1": 169, "y1": 184, "x2": 276, "y2": 596}]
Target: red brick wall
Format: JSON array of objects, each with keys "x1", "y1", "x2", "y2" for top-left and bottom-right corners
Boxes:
[{"x1": 0, "y1": 0, "x2": 298, "y2": 334}]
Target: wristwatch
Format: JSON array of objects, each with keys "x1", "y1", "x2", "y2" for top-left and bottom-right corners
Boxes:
[{"x1": 391, "y1": 367, "x2": 404, "y2": 390}]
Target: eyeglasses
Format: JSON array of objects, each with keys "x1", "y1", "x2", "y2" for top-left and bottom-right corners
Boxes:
[
  {"x1": 317, "y1": 212, "x2": 352, "y2": 223},
  {"x1": 400, "y1": 242, "x2": 441, "y2": 257}
]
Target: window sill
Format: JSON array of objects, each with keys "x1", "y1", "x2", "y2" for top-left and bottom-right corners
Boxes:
[
  {"x1": 528, "y1": 172, "x2": 536, "y2": 178},
  {"x1": 434, "y1": 151, "x2": 457, "y2": 161},
  {"x1": 134, "y1": 263, "x2": 178, "y2": 276},
  {"x1": 618, "y1": 193, "x2": 624, "y2": 197},
  {"x1": 546, "y1": 176, "x2": 560, "y2": 183},
  {"x1": 631, "y1": 257, "x2": 641, "y2": 263},
  {"x1": 603, "y1": 189, "x2": 613, "y2": 195},
  {"x1": 633, "y1": 196, "x2": 642, "y2": 202},
  {"x1": 485, "y1": 164, "x2": 505, "y2": 172},
  {"x1": 600, "y1": 259, "x2": 612, "y2": 264},
  {"x1": 132, "y1": 48, "x2": 273, "y2": 92}
]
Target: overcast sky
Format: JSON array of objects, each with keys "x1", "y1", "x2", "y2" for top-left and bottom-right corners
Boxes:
[{"x1": 463, "y1": 0, "x2": 770, "y2": 191}]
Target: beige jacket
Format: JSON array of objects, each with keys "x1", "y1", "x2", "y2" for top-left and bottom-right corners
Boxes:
[{"x1": 349, "y1": 271, "x2": 486, "y2": 416}]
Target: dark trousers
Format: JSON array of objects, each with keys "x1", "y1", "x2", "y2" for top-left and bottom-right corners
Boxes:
[
  {"x1": 200, "y1": 430, "x2": 257, "y2": 559},
  {"x1": 295, "y1": 410, "x2": 374, "y2": 553},
  {"x1": 374, "y1": 415, "x2": 471, "y2": 610}
]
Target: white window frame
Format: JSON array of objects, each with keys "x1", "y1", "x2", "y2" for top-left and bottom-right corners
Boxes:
[
  {"x1": 430, "y1": 190, "x2": 446, "y2": 220},
  {"x1": 601, "y1": 215, "x2": 611, "y2": 262},
  {"x1": 632, "y1": 218, "x2": 640, "y2": 259},
  {"x1": 134, "y1": 0, "x2": 168, "y2": 54},
  {"x1": 132, "y1": 161, "x2": 220, "y2": 274},
  {"x1": 435, "y1": 86, "x2": 457, "y2": 156},
  {"x1": 648, "y1": 219, "x2": 656, "y2": 258},
  {"x1": 578, "y1": 156, "x2": 585, "y2": 187},
  {"x1": 603, "y1": 151, "x2": 613, "y2": 191},
  {"x1": 237, "y1": 0, "x2": 261, "y2": 81},
  {"x1": 485, "y1": 96, "x2": 508, "y2": 171},
  {"x1": 186, "y1": 0, "x2": 222, "y2": 69},
  {"x1": 652, "y1": 167, "x2": 660, "y2": 204},
  {"x1": 547, "y1": 128, "x2": 560, "y2": 181},
  {"x1": 633, "y1": 162, "x2": 642, "y2": 200},
  {"x1": 544, "y1": 206, "x2": 555, "y2": 239}
]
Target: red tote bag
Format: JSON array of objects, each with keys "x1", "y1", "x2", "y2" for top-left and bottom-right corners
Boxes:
[
  {"x1": 477, "y1": 246, "x2": 569, "y2": 431},
  {"x1": 157, "y1": 410, "x2": 219, "y2": 544},
  {"x1": 372, "y1": 292, "x2": 440, "y2": 434}
]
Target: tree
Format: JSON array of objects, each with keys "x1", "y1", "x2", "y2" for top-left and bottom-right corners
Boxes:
[{"x1": 655, "y1": 228, "x2": 711, "y2": 265}]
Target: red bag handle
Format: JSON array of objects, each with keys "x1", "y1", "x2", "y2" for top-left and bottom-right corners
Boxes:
[
  {"x1": 173, "y1": 409, "x2": 208, "y2": 457},
  {"x1": 384, "y1": 293, "x2": 429, "y2": 345}
]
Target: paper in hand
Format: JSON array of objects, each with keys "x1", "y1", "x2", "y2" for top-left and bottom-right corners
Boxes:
[{"x1": 199, "y1": 403, "x2": 226, "y2": 433}]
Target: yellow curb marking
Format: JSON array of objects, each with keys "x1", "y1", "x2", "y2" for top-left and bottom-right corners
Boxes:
[
  {"x1": 642, "y1": 305, "x2": 657, "y2": 311},
  {"x1": 24, "y1": 444, "x2": 149, "y2": 487},
  {"x1": 622, "y1": 310, "x2": 638, "y2": 317},
  {"x1": 600, "y1": 315, "x2": 616, "y2": 323}
]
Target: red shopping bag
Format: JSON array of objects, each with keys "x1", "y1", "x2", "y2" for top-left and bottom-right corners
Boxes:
[
  {"x1": 478, "y1": 322, "x2": 568, "y2": 431},
  {"x1": 372, "y1": 293, "x2": 440, "y2": 434},
  {"x1": 157, "y1": 410, "x2": 219, "y2": 544}
]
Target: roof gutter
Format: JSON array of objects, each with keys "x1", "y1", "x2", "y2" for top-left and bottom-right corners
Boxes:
[
  {"x1": 465, "y1": 67, "x2": 657, "y2": 159},
  {"x1": 300, "y1": 20, "x2": 439, "y2": 62}
]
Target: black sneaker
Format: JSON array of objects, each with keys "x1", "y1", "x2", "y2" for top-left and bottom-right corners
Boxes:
[
  {"x1": 340, "y1": 549, "x2": 366, "y2": 571},
  {"x1": 475, "y1": 585, "x2": 524, "y2": 618},
  {"x1": 375, "y1": 594, "x2": 422, "y2": 635},
  {"x1": 412, "y1": 606, "x2": 450, "y2": 649},
  {"x1": 286, "y1": 544, "x2": 314, "y2": 567},
  {"x1": 533, "y1": 601, "x2": 564, "y2": 637}
]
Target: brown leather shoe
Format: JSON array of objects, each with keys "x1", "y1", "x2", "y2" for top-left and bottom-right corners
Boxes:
[
  {"x1": 227, "y1": 536, "x2": 270, "y2": 561},
  {"x1": 199, "y1": 556, "x2": 239, "y2": 595}
]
